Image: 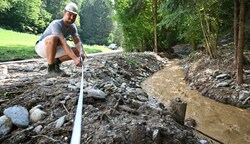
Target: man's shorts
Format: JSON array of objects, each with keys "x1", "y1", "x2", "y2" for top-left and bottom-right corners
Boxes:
[{"x1": 35, "y1": 37, "x2": 73, "y2": 58}]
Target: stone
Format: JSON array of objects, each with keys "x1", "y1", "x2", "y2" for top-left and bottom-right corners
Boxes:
[
  {"x1": 30, "y1": 109, "x2": 47, "y2": 123},
  {"x1": 67, "y1": 84, "x2": 79, "y2": 90},
  {"x1": 216, "y1": 73, "x2": 229, "y2": 79},
  {"x1": 199, "y1": 139, "x2": 209, "y2": 144},
  {"x1": 137, "y1": 95, "x2": 148, "y2": 102},
  {"x1": 29, "y1": 105, "x2": 43, "y2": 114},
  {"x1": 239, "y1": 91, "x2": 250, "y2": 101},
  {"x1": 152, "y1": 129, "x2": 161, "y2": 143},
  {"x1": 215, "y1": 82, "x2": 229, "y2": 87},
  {"x1": 33, "y1": 125, "x2": 43, "y2": 133},
  {"x1": 87, "y1": 88, "x2": 106, "y2": 100},
  {"x1": 120, "y1": 83, "x2": 127, "y2": 89},
  {"x1": 4, "y1": 105, "x2": 29, "y2": 128},
  {"x1": 0, "y1": 115, "x2": 13, "y2": 136},
  {"x1": 55, "y1": 115, "x2": 66, "y2": 128},
  {"x1": 0, "y1": 65, "x2": 8, "y2": 80},
  {"x1": 184, "y1": 118, "x2": 196, "y2": 127},
  {"x1": 244, "y1": 70, "x2": 250, "y2": 74}
]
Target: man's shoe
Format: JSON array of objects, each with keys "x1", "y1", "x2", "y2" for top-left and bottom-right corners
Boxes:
[
  {"x1": 54, "y1": 63, "x2": 70, "y2": 77},
  {"x1": 46, "y1": 69, "x2": 59, "y2": 78},
  {"x1": 46, "y1": 64, "x2": 69, "y2": 77}
]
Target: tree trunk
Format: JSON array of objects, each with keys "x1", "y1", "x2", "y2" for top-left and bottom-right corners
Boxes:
[
  {"x1": 234, "y1": 0, "x2": 239, "y2": 68},
  {"x1": 153, "y1": 0, "x2": 158, "y2": 53},
  {"x1": 236, "y1": 0, "x2": 246, "y2": 84},
  {"x1": 199, "y1": 9, "x2": 219, "y2": 58}
]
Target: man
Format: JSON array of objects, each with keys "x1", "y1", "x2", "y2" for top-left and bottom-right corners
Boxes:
[{"x1": 35, "y1": 2, "x2": 84, "y2": 77}]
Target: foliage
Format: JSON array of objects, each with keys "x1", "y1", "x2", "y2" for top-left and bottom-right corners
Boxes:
[
  {"x1": 108, "y1": 22, "x2": 124, "y2": 47},
  {"x1": 0, "y1": 0, "x2": 17, "y2": 12},
  {"x1": 0, "y1": 0, "x2": 248, "y2": 57},
  {"x1": 198, "y1": 0, "x2": 220, "y2": 58},
  {"x1": 0, "y1": 0, "x2": 51, "y2": 34},
  {"x1": 113, "y1": 0, "x2": 154, "y2": 52},
  {"x1": 123, "y1": 53, "x2": 142, "y2": 67},
  {"x1": 159, "y1": 1, "x2": 202, "y2": 50},
  {"x1": 158, "y1": 0, "x2": 236, "y2": 58},
  {"x1": 79, "y1": 0, "x2": 114, "y2": 45},
  {"x1": 42, "y1": 0, "x2": 70, "y2": 20}
]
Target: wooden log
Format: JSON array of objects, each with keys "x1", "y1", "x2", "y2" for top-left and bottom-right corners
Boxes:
[{"x1": 169, "y1": 97, "x2": 187, "y2": 125}]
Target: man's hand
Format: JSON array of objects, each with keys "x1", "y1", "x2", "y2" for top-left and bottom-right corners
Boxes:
[
  {"x1": 73, "y1": 57, "x2": 82, "y2": 67},
  {"x1": 80, "y1": 53, "x2": 85, "y2": 61}
]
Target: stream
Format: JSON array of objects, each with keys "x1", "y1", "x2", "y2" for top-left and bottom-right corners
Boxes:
[{"x1": 141, "y1": 60, "x2": 250, "y2": 144}]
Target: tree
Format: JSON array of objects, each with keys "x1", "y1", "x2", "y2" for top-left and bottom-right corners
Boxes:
[
  {"x1": 109, "y1": 22, "x2": 124, "y2": 47},
  {"x1": 235, "y1": 0, "x2": 246, "y2": 84},
  {"x1": 0, "y1": 0, "x2": 50, "y2": 33},
  {"x1": 113, "y1": 0, "x2": 154, "y2": 51},
  {"x1": 79, "y1": 0, "x2": 113, "y2": 45},
  {"x1": 0, "y1": 0, "x2": 17, "y2": 12},
  {"x1": 153, "y1": 0, "x2": 158, "y2": 53},
  {"x1": 42, "y1": 0, "x2": 70, "y2": 20},
  {"x1": 158, "y1": 0, "x2": 203, "y2": 50}
]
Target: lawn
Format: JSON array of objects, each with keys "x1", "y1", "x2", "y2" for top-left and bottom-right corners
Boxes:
[{"x1": 0, "y1": 28, "x2": 111, "y2": 62}]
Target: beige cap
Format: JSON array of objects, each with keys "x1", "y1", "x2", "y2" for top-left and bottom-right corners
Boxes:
[{"x1": 65, "y1": 2, "x2": 78, "y2": 14}]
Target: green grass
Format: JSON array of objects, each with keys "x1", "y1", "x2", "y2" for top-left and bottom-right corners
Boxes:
[{"x1": 0, "y1": 28, "x2": 111, "y2": 62}]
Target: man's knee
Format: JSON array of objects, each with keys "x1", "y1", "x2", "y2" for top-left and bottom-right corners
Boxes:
[{"x1": 45, "y1": 35, "x2": 60, "y2": 47}]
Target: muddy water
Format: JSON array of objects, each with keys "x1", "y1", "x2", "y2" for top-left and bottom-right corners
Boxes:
[{"x1": 141, "y1": 60, "x2": 250, "y2": 144}]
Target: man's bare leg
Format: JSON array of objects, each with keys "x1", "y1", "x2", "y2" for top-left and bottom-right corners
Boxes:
[{"x1": 45, "y1": 35, "x2": 59, "y2": 64}]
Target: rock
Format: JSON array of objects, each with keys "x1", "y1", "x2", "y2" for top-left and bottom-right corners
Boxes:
[
  {"x1": 55, "y1": 115, "x2": 66, "y2": 128},
  {"x1": 130, "y1": 123, "x2": 147, "y2": 144},
  {"x1": 216, "y1": 73, "x2": 229, "y2": 79},
  {"x1": 53, "y1": 109, "x2": 63, "y2": 119},
  {"x1": 33, "y1": 125, "x2": 43, "y2": 133},
  {"x1": 239, "y1": 91, "x2": 250, "y2": 101},
  {"x1": 120, "y1": 83, "x2": 127, "y2": 89},
  {"x1": 0, "y1": 65, "x2": 8, "y2": 80},
  {"x1": 152, "y1": 129, "x2": 161, "y2": 143},
  {"x1": 65, "y1": 95, "x2": 71, "y2": 101},
  {"x1": 184, "y1": 118, "x2": 197, "y2": 127},
  {"x1": 131, "y1": 100, "x2": 143, "y2": 109},
  {"x1": 67, "y1": 84, "x2": 79, "y2": 90},
  {"x1": 244, "y1": 70, "x2": 250, "y2": 74},
  {"x1": 30, "y1": 109, "x2": 47, "y2": 123},
  {"x1": 87, "y1": 88, "x2": 106, "y2": 100},
  {"x1": 4, "y1": 105, "x2": 29, "y2": 128},
  {"x1": 137, "y1": 95, "x2": 148, "y2": 102},
  {"x1": 0, "y1": 99, "x2": 8, "y2": 104},
  {"x1": 215, "y1": 82, "x2": 229, "y2": 87},
  {"x1": 47, "y1": 78, "x2": 57, "y2": 82},
  {"x1": 29, "y1": 105, "x2": 43, "y2": 114},
  {"x1": 0, "y1": 115, "x2": 13, "y2": 136},
  {"x1": 199, "y1": 139, "x2": 209, "y2": 144},
  {"x1": 103, "y1": 83, "x2": 113, "y2": 90}
]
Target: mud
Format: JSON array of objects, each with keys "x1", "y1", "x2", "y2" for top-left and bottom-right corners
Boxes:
[{"x1": 0, "y1": 52, "x2": 200, "y2": 144}]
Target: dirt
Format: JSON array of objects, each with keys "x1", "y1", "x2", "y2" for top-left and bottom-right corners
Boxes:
[
  {"x1": 1, "y1": 45, "x2": 249, "y2": 143},
  {"x1": 181, "y1": 46, "x2": 250, "y2": 109},
  {"x1": 0, "y1": 52, "x2": 200, "y2": 144}
]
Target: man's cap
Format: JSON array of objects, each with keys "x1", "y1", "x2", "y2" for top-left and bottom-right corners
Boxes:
[{"x1": 65, "y1": 2, "x2": 78, "y2": 14}]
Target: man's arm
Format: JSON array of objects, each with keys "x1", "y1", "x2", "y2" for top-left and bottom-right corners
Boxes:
[
  {"x1": 57, "y1": 35, "x2": 81, "y2": 66},
  {"x1": 58, "y1": 35, "x2": 77, "y2": 59},
  {"x1": 72, "y1": 35, "x2": 86, "y2": 58}
]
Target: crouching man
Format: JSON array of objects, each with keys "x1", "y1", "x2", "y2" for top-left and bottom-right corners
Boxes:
[{"x1": 35, "y1": 2, "x2": 84, "y2": 77}]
